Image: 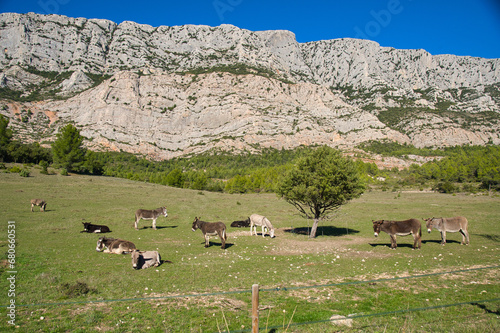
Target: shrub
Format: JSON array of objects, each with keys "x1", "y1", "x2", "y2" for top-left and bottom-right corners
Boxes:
[
  {"x1": 39, "y1": 160, "x2": 49, "y2": 174},
  {"x1": 19, "y1": 168, "x2": 30, "y2": 177},
  {"x1": 435, "y1": 181, "x2": 457, "y2": 193},
  {"x1": 8, "y1": 166, "x2": 21, "y2": 173}
]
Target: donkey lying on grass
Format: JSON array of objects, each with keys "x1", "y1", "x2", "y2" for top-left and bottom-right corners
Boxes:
[
  {"x1": 30, "y1": 199, "x2": 47, "y2": 212},
  {"x1": 373, "y1": 219, "x2": 422, "y2": 249},
  {"x1": 231, "y1": 219, "x2": 250, "y2": 228},
  {"x1": 131, "y1": 250, "x2": 161, "y2": 269},
  {"x1": 424, "y1": 216, "x2": 469, "y2": 245},
  {"x1": 81, "y1": 222, "x2": 111, "y2": 233},
  {"x1": 134, "y1": 206, "x2": 168, "y2": 230},
  {"x1": 192, "y1": 217, "x2": 227, "y2": 249},
  {"x1": 96, "y1": 237, "x2": 136, "y2": 254},
  {"x1": 249, "y1": 214, "x2": 275, "y2": 238}
]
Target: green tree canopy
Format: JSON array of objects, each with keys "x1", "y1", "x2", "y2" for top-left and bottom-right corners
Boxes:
[
  {"x1": 51, "y1": 124, "x2": 85, "y2": 173},
  {"x1": 0, "y1": 115, "x2": 13, "y2": 161},
  {"x1": 276, "y1": 145, "x2": 365, "y2": 238}
]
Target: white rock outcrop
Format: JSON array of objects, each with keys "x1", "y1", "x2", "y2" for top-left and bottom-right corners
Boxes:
[{"x1": 0, "y1": 12, "x2": 498, "y2": 159}]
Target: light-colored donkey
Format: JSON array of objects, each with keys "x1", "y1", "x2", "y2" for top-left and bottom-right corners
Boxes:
[
  {"x1": 249, "y1": 214, "x2": 275, "y2": 238},
  {"x1": 425, "y1": 217, "x2": 469, "y2": 245},
  {"x1": 131, "y1": 250, "x2": 161, "y2": 269},
  {"x1": 134, "y1": 207, "x2": 168, "y2": 230},
  {"x1": 30, "y1": 199, "x2": 47, "y2": 212}
]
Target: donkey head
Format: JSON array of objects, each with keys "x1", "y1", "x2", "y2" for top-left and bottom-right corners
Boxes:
[
  {"x1": 96, "y1": 237, "x2": 107, "y2": 252},
  {"x1": 372, "y1": 220, "x2": 384, "y2": 237},
  {"x1": 191, "y1": 217, "x2": 201, "y2": 231},
  {"x1": 161, "y1": 207, "x2": 168, "y2": 217},
  {"x1": 424, "y1": 217, "x2": 439, "y2": 233},
  {"x1": 131, "y1": 250, "x2": 141, "y2": 269}
]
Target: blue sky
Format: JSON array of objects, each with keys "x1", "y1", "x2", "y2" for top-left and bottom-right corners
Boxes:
[{"x1": 1, "y1": 0, "x2": 499, "y2": 58}]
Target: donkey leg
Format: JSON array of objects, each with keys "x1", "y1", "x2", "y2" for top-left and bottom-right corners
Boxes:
[
  {"x1": 460, "y1": 229, "x2": 469, "y2": 245},
  {"x1": 31, "y1": 204, "x2": 34, "y2": 212},
  {"x1": 413, "y1": 233, "x2": 421, "y2": 249},
  {"x1": 134, "y1": 218, "x2": 139, "y2": 230},
  {"x1": 390, "y1": 235, "x2": 397, "y2": 249},
  {"x1": 262, "y1": 226, "x2": 266, "y2": 237},
  {"x1": 205, "y1": 235, "x2": 210, "y2": 248},
  {"x1": 441, "y1": 231, "x2": 447, "y2": 245},
  {"x1": 152, "y1": 218, "x2": 157, "y2": 230},
  {"x1": 220, "y1": 231, "x2": 226, "y2": 249}
]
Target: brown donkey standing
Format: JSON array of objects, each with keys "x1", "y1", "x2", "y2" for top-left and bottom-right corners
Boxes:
[
  {"x1": 191, "y1": 217, "x2": 227, "y2": 249},
  {"x1": 373, "y1": 219, "x2": 422, "y2": 249}
]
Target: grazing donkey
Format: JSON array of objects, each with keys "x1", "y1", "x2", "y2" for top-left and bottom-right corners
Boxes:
[
  {"x1": 81, "y1": 222, "x2": 111, "y2": 233},
  {"x1": 249, "y1": 214, "x2": 275, "y2": 238},
  {"x1": 373, "y1": 219, "x2": 422, "y2": 249},
  {"x1": 30, "y1": 199, "x2": 47, "y2": 212},
  {"x1": 131, "y1": 250, "x2": 161, "y2": 270},
  {"x1": 96, "y1": 237, "x2": 136, "y2": 254},
  {"x1": 134, "y1": 207, "x2": 168, "y2": 230},
  {"x1": 424, "y1": 217, "x2": 469, "y2": 245},
  {"x1": 191, "y1": 217, "x2": 227, "y2": 249}
]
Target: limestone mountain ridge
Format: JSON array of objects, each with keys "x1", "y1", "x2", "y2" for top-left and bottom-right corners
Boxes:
[{"x1": 0, "y1": 12, "x2": 499, "y2": 160}]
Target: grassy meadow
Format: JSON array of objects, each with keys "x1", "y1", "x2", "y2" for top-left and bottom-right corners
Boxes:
[{"x1": 0, "y1": 165, "x2": 499, "y2": 332}]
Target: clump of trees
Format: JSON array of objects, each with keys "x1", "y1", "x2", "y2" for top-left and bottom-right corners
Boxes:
[
  {"x1": 359, "y1": 140, "x2": 500, "y2": 193},
  {"x1": 0, "y1": 115, "x2": 52, "y2": 164}
]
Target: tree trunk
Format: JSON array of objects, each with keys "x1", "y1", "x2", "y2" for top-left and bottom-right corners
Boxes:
[{"x1": 309, "y1": 218, "x2": 319, "y2": 238}]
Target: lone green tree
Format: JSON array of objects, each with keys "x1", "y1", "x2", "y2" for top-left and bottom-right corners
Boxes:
[
  {"x1": 51, "y1": 124, "x2": 85, "y2": 173},
  {"x1": 276, "y1": 146, "x2": 365, "y2": 238}
]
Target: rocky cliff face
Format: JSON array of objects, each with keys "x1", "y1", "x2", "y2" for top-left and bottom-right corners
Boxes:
[{"x1": 0, "y1": 12, "x2": 499, "y2": 159}]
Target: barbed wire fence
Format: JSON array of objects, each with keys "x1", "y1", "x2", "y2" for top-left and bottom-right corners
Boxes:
[{"x1": 3, "y1": 265, "x2": 499, "y2": 332}]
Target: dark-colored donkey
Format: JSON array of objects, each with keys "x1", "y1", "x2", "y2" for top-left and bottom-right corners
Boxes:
[
  {"x1": 424, "y1": 216, "x2": 469, "y2": 245},
  {"x1": 30, "y1": 199, "x2": 47, "y2": 212},
  {"x1": 191, "y1": 217, "x2": 227, "y2": 249},
  {"x1": 373, "y1": 219, "x2": 422, "y2": 249},
  {"x1": 231, "y1": 219, "x2": 250, "y2": 228},
  {"x1": 81, "y1": 222, "x2": 111, "y2": 233},
  {"x1": 134, "y1": 207, "x2": 168, "y2": 230},
  {"x1": 96, "y1": 237, "x2": 136, "y2": 254}
]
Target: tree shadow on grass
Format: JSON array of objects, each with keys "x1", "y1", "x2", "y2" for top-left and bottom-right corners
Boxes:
[{"x1": 284, "y1": 226, "x2": 359, "y2": 237}]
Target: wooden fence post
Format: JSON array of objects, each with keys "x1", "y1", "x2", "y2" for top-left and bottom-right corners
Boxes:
[{"x1": 252, "y1": 284, "x2": 259, "y2": 333}]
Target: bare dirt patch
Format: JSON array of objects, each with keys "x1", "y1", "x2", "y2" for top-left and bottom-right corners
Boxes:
[{"x1": 229, "y1": 227, "x2": 390, "y2": 259}]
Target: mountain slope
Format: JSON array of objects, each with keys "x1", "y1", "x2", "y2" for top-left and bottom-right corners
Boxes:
[{"x1": 0, "y1": 12, "x2": 499, "y2": 159}]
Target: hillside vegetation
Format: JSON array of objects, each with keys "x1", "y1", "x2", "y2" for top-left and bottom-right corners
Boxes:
[{"x1": 2, "y1": 124, "x2": 499, "y2": 195}]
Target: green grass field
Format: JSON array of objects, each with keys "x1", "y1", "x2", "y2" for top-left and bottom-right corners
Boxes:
[{"x1": 0, "y1": 166, "x2": 499, "y2": 332}]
